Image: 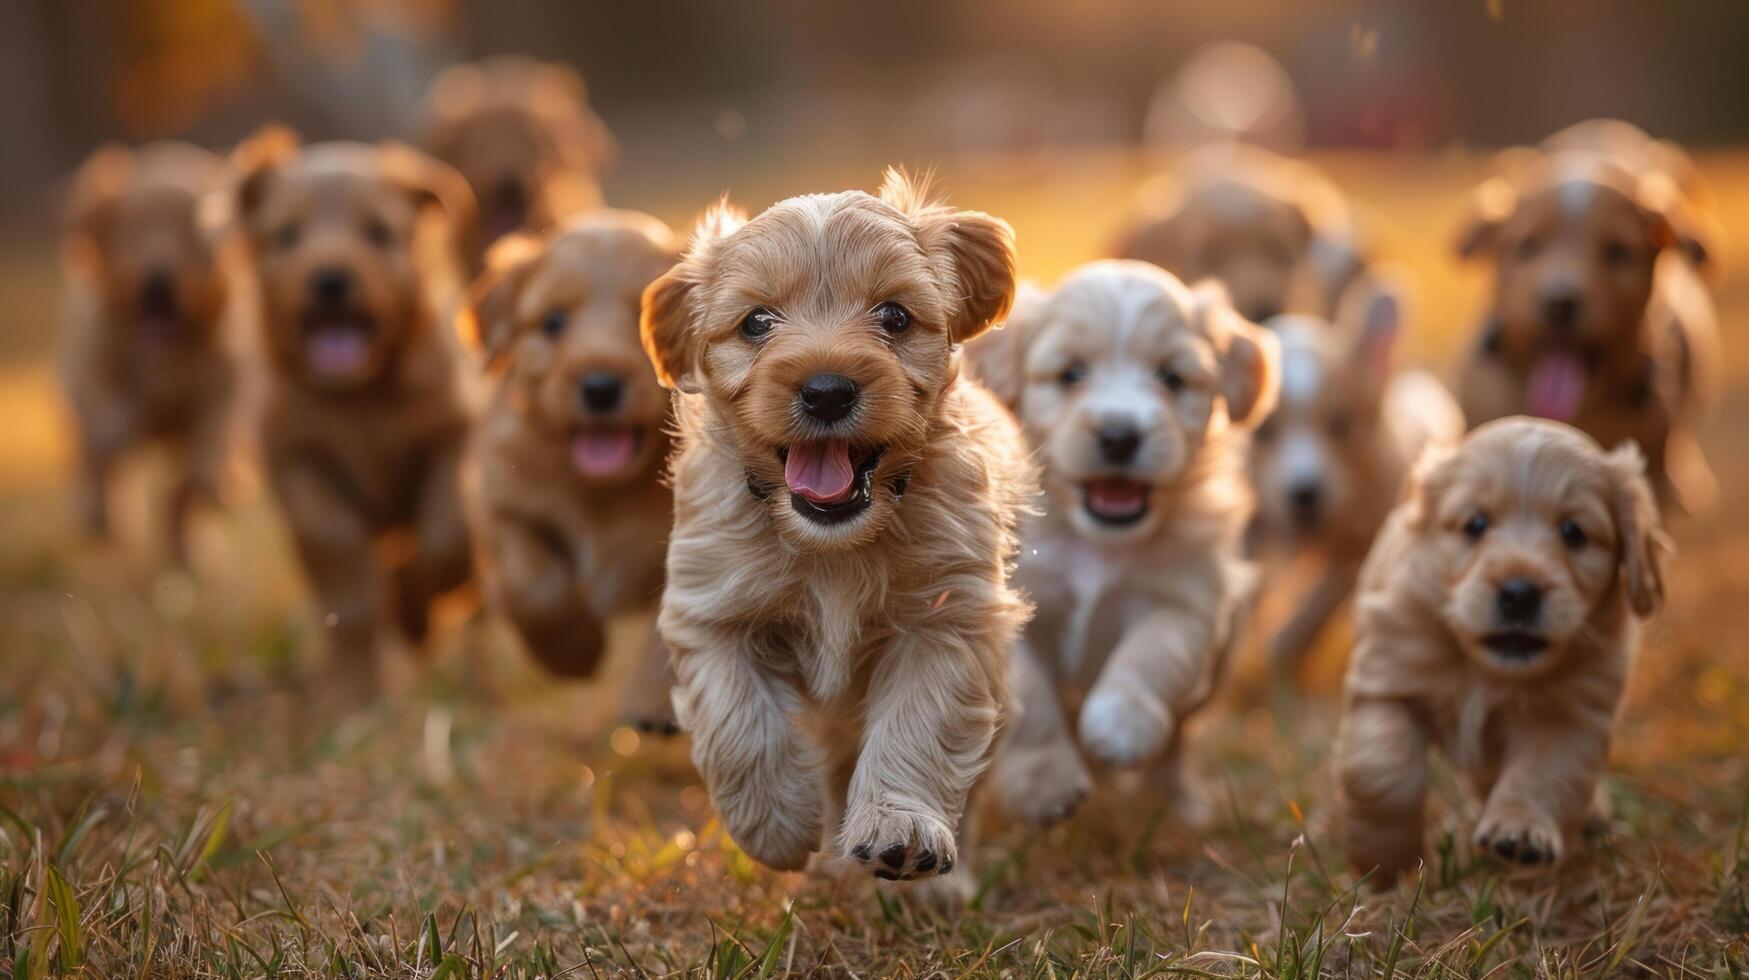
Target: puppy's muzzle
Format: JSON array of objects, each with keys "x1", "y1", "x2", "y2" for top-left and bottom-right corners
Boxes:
[
  {"x1": 1540, "y1": 289, "x2": 1582, "y2": 336},
  {"x1": 1095, "y1": 420, "x2": 1142, "y2": 466},
  {"x1": 580, "y1": 372, "x2": 623, "y2": 416},
  {"x1": 1288, "y1": 481, "x2": 1324, "y2": 530},
  {"x1": 1482, "y1": 577, "x2": 1551, "y2": 662},
  {"x1": 797, "y1": 373, "x2": 858, "y2": 424}
]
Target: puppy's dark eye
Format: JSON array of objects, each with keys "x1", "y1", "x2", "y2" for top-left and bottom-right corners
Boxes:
[
  {"x1": 1560, "y1": 518, "x2": 1588, "y2": 549},
  {"x1": 1157, "y1": 366, "x2": 1185, "y2": 393},
  {"x1": 1601, "y1": 241, "x2": 1634, "y2": 267},
  {"x1": 1328, "y1": 412, "x2": 1352, "y2": 441},
  {"x1": 1512, "y1": 237, "x2": 1543, "y2": 262},
  {"x1": 874, "y1": 301, "x2": 911, "y2": 334},
  {"x1": 740, "y1": 307, "x2": 777, "y2": 340},
  {"x1": 542, "y1": 309, "x2": 567, "y2": 338},
  {"x1": 1059, "y1": 361, "x2": 1087, "y2": 387},
  {"x1": 1462, "y1": 511, "x2": 1489, "y2": 541},
  {"x1": 274, "y1": 222, "x2": 301, "y2": 252},
  {"x1": 363, "y1": 217, "x2": 393, "y2": 248}
]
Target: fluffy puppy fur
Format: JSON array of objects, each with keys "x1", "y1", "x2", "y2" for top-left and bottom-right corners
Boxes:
[
  {"x1": 464, "y1": 211, "x2": 680, "y2": 729},
  {"x1": 59, "y1": 141, "x2": 237, "y2": 562},
  {"x1": 232, "y1": 127, "x2": 478, "y2": 688},
  {"x1": 1336, "y1": 418, "x2": 1667, "y2": 883},
  {"x1": 1113, "y1": 143, "x2": 1368, "y2": 324},
  {"x1": 965, "y1": 260, "x2": 1279, "y2": 827},
  {"x1": 641, "y1": 172, "x2": 1033, "y2": 905},
  {"x1": 1250, "y1": 277, "x2": 1465, "y2": 675},
  {"x1": 1454, "y1": 148, "x2": 1719, "y2": 515},
  {"x1": 419, "y1": 56, "x2": 616, "y2": 269}
]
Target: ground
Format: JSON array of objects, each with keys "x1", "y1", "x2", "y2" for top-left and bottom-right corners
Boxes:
[{"x1": 2, "y1": 151, "x2": 1747, "y2": 978}]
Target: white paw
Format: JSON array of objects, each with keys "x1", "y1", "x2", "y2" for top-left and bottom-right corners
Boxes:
[
  {"x1": 993, "y1": 741, "x2": 1092, "y2": 826},
  {"x1": 1473, "y1": 801, "x2": 1563, "y2": 867},
  {"x1": 1077, "y1": 686, "x2": 1173, "y2": 768},
  {"x1": 838, "y1": 801, "x2": 958, "y2": 881}
]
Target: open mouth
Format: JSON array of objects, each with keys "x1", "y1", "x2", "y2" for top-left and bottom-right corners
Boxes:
[
  {"x1": 301, "y1": 313, "x2": 377, "y2": 380},
  {"x1": 1082, "y1": 477, "x2": 1151, "y2": 527},
  {"x1": 570, "y1": 426, "x2": 642, "y2": 477},
  {"x1": 780, "y1": 439, "x2": 884, "y2": 526},
  {"x1": 1481, "y1": 631, "x2": 1551, "y2": 663},
  {"x1": 1526, "y1": 349, "x2": 1587, "y2": 423}
]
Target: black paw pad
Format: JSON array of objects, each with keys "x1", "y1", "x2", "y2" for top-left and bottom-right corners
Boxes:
[
  {"x1": 1491, "y1": 836, "x2": 1518, "y2": 860},
  {"x1": 851, "y1": 843, "x2": 872, "y2": 861},
  {"x1": 879, "y1": 843, "x2": 906, "y2": 871},
  {"x1": 912, "y1": 849, "x2": 936, "y2": 873},
  {"x1": 939, "y1": 856, "x2": 954, "y2": 876}
]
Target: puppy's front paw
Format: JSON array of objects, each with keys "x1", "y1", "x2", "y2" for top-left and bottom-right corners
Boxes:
[
  {"x1": 993, "y1": 740, "x2": 1091, "y2": 826},
  {"x1": 1474, "y1": 801, "x2": 1563, "y2": 866},
  {"x1": 839, "y1": 804, "x2": 957, "y2": 881},
  {"x1": 1078, "y1": 686, "x2": 1173, "y2": 768},
  {"x1": 723, "y1": 799, "x2": 821, "y2": 873}
]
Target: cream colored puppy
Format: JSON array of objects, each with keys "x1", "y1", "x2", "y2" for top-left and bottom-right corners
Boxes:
[
  {"x1": 967, "y1": 260, "x2": 1279, "y2": 826},
  {"x1": 640, "y1": 172, "x2": 1032, "y2": 901},
  {"x1": 1336, "y1": 418, "x2": 1666, "y2": 882}
]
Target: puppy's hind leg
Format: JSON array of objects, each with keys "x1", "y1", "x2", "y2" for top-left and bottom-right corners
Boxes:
[
  {"x1": 493, "y1": 519, "x2": 605, "y2": 678},
  {"x1": 395, "y1": 443, "x2": 473, "y2": 649},
  {"x1": 991, "y1": 639, "x2": 1090, "y2": 827},
  {"x1": 1269, "y1": 562, "x2": 1357, "y2": 682},
  {"x1": 275, "y1": 460, "x2": 382, "y2": 695},
  {"x1": 1335, "y1": 697, "x2": 1428, "y2": 885}
]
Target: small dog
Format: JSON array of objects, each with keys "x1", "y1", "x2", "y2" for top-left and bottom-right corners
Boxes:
[
  {"x1": 419, "y1": 56, "x2": 616, "y2": 269},
  {"x1": 59, "y1": 141, "x2": 236, "y2": 562},
  {"x1": 1453, "y1": 145, "x2": 1719, "y2": 515},
  {"x1": 1113, "y1": 143, "x2": 1368, "y2": 324},
  {"x1": 965, "y1": 260, "x2": 1279, "y2": 827},
  {"x1": 231, "y1": 127, "x2": 478, "y2": 688},
  {"x1": 1336, "y1": 417, "x2": 1667, "y2": 882},
  {"x1": 464, "y1": 210, "x2": 680, "y2": 729},
  {"x1": 640, "y1": 172, "x2": 1032, "y2": 904},
  {"x1": 1250, "y1": 277, "x2": 1465, "y2": 674}
]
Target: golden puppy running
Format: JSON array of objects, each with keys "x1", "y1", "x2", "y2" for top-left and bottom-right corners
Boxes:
[
  {"x1": 1336, "y1": 418, "x2": 1667, "y2": 882},
  {"x1": 419, "y1": 56, "x2": 616, "y2": 269},
  {"x1": 60, "y1": 141, "x2": 236, "y2": 562},
  {"x1": 1250, "y1": 277, "x2": 1465, "y2": 675},
  {"x1": 464, "y1": 211, "x2": 680, "y2": 729},
  {"x1": 965, "y1": 260, "x2": 1279, "y2": 827},
  {"x1": 640, "y1": 172, "x2": 1032, "y2": 903},
  {"x1": 1453, "y1": 147, "x2": 1718, "y2": 515},
  {"x1": 231, "y1": 128, "x2": 478, "y2": 688}
]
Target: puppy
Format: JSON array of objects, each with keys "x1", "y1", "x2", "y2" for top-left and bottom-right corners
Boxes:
[
  {"x1": 965, "y1": 260, "x2": 1279, "y2": 827},
  {"x1": 1113, "y1": 143, "x2": 1367, "y2": 323},
  {"x1": 1336, "y1": 418, "x2": 1666, "y2": 882},
  {"x1": 1250, "y1": 277, "x2": 1465, "y2": 675},
  {"x1": 641, "y1": 172, "x2": 1032, "y2": 904},
  {"x1": 464, "y1": 211, "x2": 680, "y2": 729},
  {"x1": 419, "y1": 56, "x2": 615, "y2": 269},
  {"x1": 59, "y1": 141, "x2": 236, "y2": 562},
  {"x1": 1453, "y1": 149, "x2": 1719, "y2": 514},
  {"x1": 231, "y1": 128, "x2": 478, "y2": 688}
]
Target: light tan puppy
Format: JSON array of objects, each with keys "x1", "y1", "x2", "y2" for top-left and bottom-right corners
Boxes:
[
  {"x1": 965, "y1": 260, "x2": 1279, "y2": 827},
  {"x1": 1336, "y1": 418, "x2": 1666, "y2": 883},
  {"x1": 465, "y1": 211, "x2": 679, "y2": 729},
  {"x1": 1454, "y1": 149, "x2": 1718, "y2": 515},
  {"x1": 1250, "y1": 278, "x2": 1465, "y2": 675},
  {"x1": 60, "y1": 141, "x2": 236, "y2": 562},
  {"x1": 1114, "y1": 143, "x2": 1367, "y2": 324},
  {"x1": 232, "y1": 128, "x2": 478, "y2": 688},
  {"x1": 641, "y1": 172, "x2": 1032, "y2": 903},
  {"x1": 419, "y1": 56, "x2": 615, "y2": 269}
]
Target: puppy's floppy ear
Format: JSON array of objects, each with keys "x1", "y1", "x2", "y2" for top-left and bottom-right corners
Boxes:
[
  {"x1": 880, "y1": 168, "x2": 1017, "y2": 345},
  {"x1": 231, "y1": 124, "x2": 300, "y2": 231},
  {"x1": 1453, "y1": 176, "x2": 1518, "y2": 260},
  {"x1": 962, "y1": 280, "x2": 1046, "y2": 409},
  {"x1": 1404, "y1": 442, "x2": 1459, "y2": 530},
  {"x1": 460, "y1": 233, "x2": 543, "y2": 368},
  {"x1": 1606, "y1": 442, "x2": 1671, "y2": 618},
  {"x1": 1335, "y1": 269, "x2": 1409, "y2": 393},
  {"x1": 61, "y1": 143, "x2": 134, "y2": 270},
  {"x1": 1638, "y1": 173, "x2": 1724, "y2": 278},
  {"x1": 378, "y1": 141, "x2": 479, "y2": 263},
  {"x1": 641, "y1": 200, "x2": 744, "y2": 393},
  {"x1": 1193, "y1": 280, "x2": 1280, "y2": 427}
]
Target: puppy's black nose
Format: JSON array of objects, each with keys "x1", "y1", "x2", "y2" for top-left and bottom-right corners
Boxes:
[
  {"x1": 493, "y1": 177, "x2": 527, "y2": 214},
  {"x1": 1289, "y1": 482, "x2": 1323, "y2": 524},
  {"x1": 310, "y1": 267, "x2": 354, "y2": 307},
  {"x1": 1542, "y1": 291, "x2": 1581, "y2": 333},
  {"x1": 140, "y1": 269, "x2": 177, "y2": 317},
  {"x1": 1096, "y1": 421, "x2": 1143, "y2": 465},
  {"x1": 1497, "y1": 578, "x2": 1544, "y2": 625},
  {"x1": 798, "y1": 373, "x2": 858, "y2": 423},
  {"x1": 580, "y1": 372, "x2": 623, "y2": 414}
]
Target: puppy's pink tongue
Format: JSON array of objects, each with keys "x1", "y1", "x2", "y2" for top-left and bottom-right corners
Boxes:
[
  {"x1": 572, "y1": 428, "x2": 635, "y2": 476},
  {"x1": 1527, "y1": 352, "x2": 1586, "y2": 422},
  {"x1": 784, "y1": 438, "x2": 855, "y2": 503},
  {"x1": 307, "y1": 329, "x2": 370, "y2": 378}
]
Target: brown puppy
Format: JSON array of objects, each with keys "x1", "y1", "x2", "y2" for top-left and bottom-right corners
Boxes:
[
  {"x1": 1454, "y1": 150, "x2": 1718, "y2": 514},
  {"x1": 419, "y1": 56, "x2": 615, "y2": 269},
  {"x1": 1336, "y1": 418, "x2": 1666, "y2": 883},
  {"x1": 1114, "y1": 143, "x2": 1366, "y2": 323},
  {"x1": 641, "y1": 172, "x2": 1033, "y2": 906},
  {"x1": 60, "y1": 141, "x2": 236, "y2": 562},
  {"x1": 965, "y1": 261, "x2": 1278, "y2": 827},
  {"x1": 465, "y1": 211, "x2": 680, "y2": 729},
  {"x1": 1250, "y1": 277, "x2": 1465, "y2": 675},
  {"x1": 232, "y1": 128, "x2": 478, "y2": 688}
]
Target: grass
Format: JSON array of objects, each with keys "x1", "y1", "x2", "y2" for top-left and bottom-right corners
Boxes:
[{"x1": 3, "y1": 149, "x2": 1749, "y2": 977}]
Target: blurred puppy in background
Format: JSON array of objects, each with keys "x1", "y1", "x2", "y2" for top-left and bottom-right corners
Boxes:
[
  {"x1": 1113, "y1": 143, "x2": 1369, "y2": 324},
  {"x1": 231, "y1": 127, "x2": 478, "y2": 691},
  {"x1": 60, "y1": 141, "x2": 237, "y2": 564},
  {"x1": 419, "y1": 56, "x2": 615, "y2": 271},
  {"x1": 966, "y1": 261, "x2": 1278, "y2": 827},
  {"x1": 642, "y1": 172, "x2": 1032, "y2": 908},
  {"x1": 1454, "y1": 137, "x2": 1719, "y2": 515},
  {"x1": 1336, "y1": 418, "x2": 1666, "y2": 882},
  {"x1": 464, "y1": 211, "x2": 679, "y2": 731},
  {"x1": 1250, "y1": 275, "x2": 1464, "y2": 677}
]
